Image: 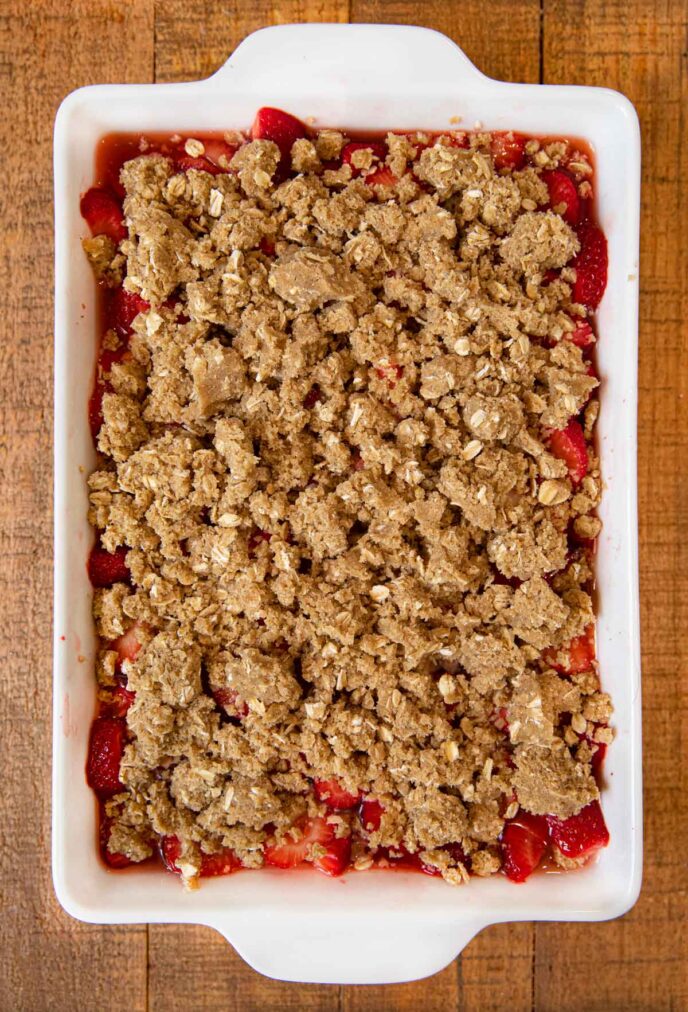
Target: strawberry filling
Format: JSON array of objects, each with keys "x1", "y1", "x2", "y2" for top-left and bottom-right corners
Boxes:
[
  {"x1": 501, "y1": 812, "x2": 550, "y2": 883},
  {"x1": 161, "y1": 835, "x2": 240, "y2": 877},
  {"x1": 264, "y1": 816, "x2": 351, "y2": 877},
  {"x1": 341, "y1": 140, "x2": 387, "y2": 177},
  {"x1": 546, "y1": 800, "x2": 610, "y2": 859},
  {"x1": 86, "y1": 717, "x2": 126, "y2": 797},
  {"x1": 572, "y1": 220, "x2": 608, "y2": 309},
  {"x1": 490, "y1": 132, "x2": 527, "y2": 171},
  {"x1": 313, "y1": 778, "x2": 362, "y2": 811},
  {"x1": 545, "y1": 624, "x2": 596, "y2": 674},
  {"x1": 80, "y1": 187, "x2": 126, "y2": 243},
  {"x1": 88, "y1": 544, "x2": 129, "y2": 587},
  {"x1": 548, "y1": 419, "x2": 589, "y2": 484},
  {"x1": 542, "y1": 168, "x2": 580, "y2": 225}
]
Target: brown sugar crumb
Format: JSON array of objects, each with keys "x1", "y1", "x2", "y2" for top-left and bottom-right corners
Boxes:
[{"x1": 84, "y1": 122, "x2": 609, "y2": 887}]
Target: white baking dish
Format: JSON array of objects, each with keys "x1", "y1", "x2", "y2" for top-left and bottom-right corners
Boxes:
[{"x1": 53, "y1": 23, "x2": 642, "y2": 985}]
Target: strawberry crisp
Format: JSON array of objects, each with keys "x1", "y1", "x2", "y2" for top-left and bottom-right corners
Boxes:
[{"x1": 82, "y1": 107, "x2": 612, "y2": 888}]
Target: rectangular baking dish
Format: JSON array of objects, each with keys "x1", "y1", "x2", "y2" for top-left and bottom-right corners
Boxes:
[{"x1": 53, "y1": 23, "x2": 642, "y2": 985}]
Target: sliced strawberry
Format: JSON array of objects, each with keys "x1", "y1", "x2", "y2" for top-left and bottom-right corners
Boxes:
[
  {"x1": 199, "y1": 848, "x2": 240, "y2": 877},
  {"x1": 420, "y1": 841, "x2": 470, "y2": 877},
  {"x1": 545, "y1": 624, "x2": 596, "y2": 675},
  {"x1": 542, "y1": 168, "x2": 580, "y2": 225},
  {"x1": 86, "y1": 716, "x2": 126, "y2": 797},
  {"x1": 365, "y1": 165, "x2": 398, "y2": 188},
  {"x1": 109, "y1": 623, "x2": 144, "y2": 671},
  {"x1": 160, "y1": 834, "x2": 182, "y2": 873},
  {"x1": 359, "y1": 798, "x2": 384, "y2": 832},
  {"x1": 313, "y1": 833, "x2": 351, "y2": 877},
  {"x1": 490, "y1": 132, "x2": 527, "y2": 171},
  {"x1": 88, "y1": 545, "x2": 130, "y2": 587},
  {"x1": 259, "y1": 237, "x2": 275, "y2": 256},
  {"x1": 161, "y1": 834, "x2": 238, "y2": 877},
  {"x1": 567, "y1": 317, "x2": 595, "y2": 349},
  {"x1": 546, "y1": 800, "x2": 609, "y2": 859},
  {"x1": 104, "y1": 683, "x2": 136, "y2": 718},
  {"x1": 80, "y1": 187, "x2": 126, "y2": 243},
  {"x1": 176, "y1": 154, "x2": 221, "y2": 174},
  {"x1": 313, "y1": 778, "x2": 361, "y2": 811},
  {"x1": 108, "y1": 287, "x2": 149, "y2": 337},
  {"x1": 89, "y1": 384, "x2": 106, "y2": 439},
  {"x1": 501, "y1": 812, "x2": 549, "y2": 883},
  {"x1": 251, "y1": 107, "x2": 307, "y2": 166},
  {"x1": 264, "y1": 816, "x2": 350, "y2": 876},
  {"x1": 203, "y1": 138, "x2": 238, "y2": 171},
  {"x1": 548, "y1": 419, "x2": 588, "y2": 484},
  {"x1": 590, "y1": 740, "x2": 607, "y2": 779},
  {"x1": 303, "y1": 384, "x2": 322, "y2": 409},
  {"x1": 99, "y1": 809, "x2": 133, "y2": 869},
  {"x1": 213, "y1": 687, "x2": 249, "y2": 719},
  {"x1": 572, "y1": 221, "x2": 608, "y2": 309},
  {"x1": 341, "y1": 141, "x2": 387, "y2": 177},
  {"x1": 382, "y1": 845, "x2": 425, "y2": 872}
]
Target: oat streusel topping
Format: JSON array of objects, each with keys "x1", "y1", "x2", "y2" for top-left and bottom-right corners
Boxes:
[{"x1": 85, "y1": 127, "x2": 609, "y2": 884}]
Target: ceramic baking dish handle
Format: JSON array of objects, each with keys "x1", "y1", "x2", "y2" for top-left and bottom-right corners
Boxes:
[
  {"x1": 211, "y1": 913, "x2": 484, "y2": 985},
  {"x1": 202, "y1": 23, "x2": 490, "y2": 97}
]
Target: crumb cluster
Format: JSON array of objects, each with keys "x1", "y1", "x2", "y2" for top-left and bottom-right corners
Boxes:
[{"x1": 85, "y1": 126, "x2": 611, "y2": 885}]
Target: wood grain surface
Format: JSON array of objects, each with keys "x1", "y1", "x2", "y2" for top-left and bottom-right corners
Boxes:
[{"x1": 0, "y1": 1, "x2": 685, "y2": 1008}]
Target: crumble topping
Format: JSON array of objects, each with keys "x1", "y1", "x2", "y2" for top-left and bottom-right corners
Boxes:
[{"x1": 84, "y1": 126, "x2": 609, "y2": 885}]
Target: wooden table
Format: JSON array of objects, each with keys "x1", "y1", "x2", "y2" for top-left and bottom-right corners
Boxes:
[{"x1": 2, "y1": 1, "x2": 685, "y2": 1008}]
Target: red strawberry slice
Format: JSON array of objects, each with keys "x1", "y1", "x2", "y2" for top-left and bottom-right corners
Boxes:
[
  {"x1": 490, "y1": 132, "x2": 527, "y2": 171},
  {"x1": 545, "y1": 624, "x2": 596, "y2": 675},
  {"x1": 251, "y1": 107, "x2": 307, "y2": 166},
  {"x1": 176, "y1": 154, "x2": 220, "y2": 174},
  {"x1": 89, "y1": 340, "x2": 130, "y2": 438},
  {"x1": 86, "y1": 716, "x2": 126, "y2": 797},
  {"x1": 567, "y1": 317, "x2": 595, "y2": 349},
  {"x1": 104, "y1": 683, "x2": 136, "y2": 718},
  {"x1": 80, "y1": 187, "x2": 126, "y2": 243},
  {"x1": 365, "y1": 165, "x2": 398, "y2": 188},
  {"x1": 264, "y1": 816, "x2": 350, "y2": 876},
  {"x1": 501, "y1": 811, "x2": 549, "y2": 882},
  {"x1": 546, "y1": 800, "x2": 609, "y2": 859},
  {"x1": 572, "y1": 221, "x2": 608, "y2": 309},
  {"x1": 382, "y1": 845, "x2": 425, "y2": 872},
  {"x1": 341, "y1": 141, "x2": 387, "y2": 177},
  {"x1": 590, "y1": 740, "x2": 607, "y2": 779},
  {"x1": 109, "y1": 623, "x2": 144, "y2": 671},
  {"x1": 542, "y1": 168, "x2": 580, "y2": 225},
  {"x1": 108, "y1": 287, "x2": 149, "y2": 337},
  {"x1": 313, "y1": 778, "x2": 361, "y2": 811},
  {"x1": 99, "y1": 809, "x2": 133, "y2": 869},
  {"x1": 88, "y1": 545, "x2": 130, "y2": 587},
  {"x1": 548, "y1": 419, "x2": 588, "y2": 484},
  {"x1": 420, "y1": 841, "x2": 470, "y2": 877},
  {"x1": 89, "y1": 384, "x2": 106, "y2": 439},
  {"x1": 359, "y1": 798, "x2": 384, "y2": 832},
  {"x1": 203, "y1": 138, "x2": 238, "y2": 171},
  {"x1": 313, "y1": 833, "x2": 351, "y2": 877},
  {"x1": 213, "y1": 687, "x2": 249, "y2": 719},
  {"x1": 161, "y1": 835, "x2": 239, "y2": 877},
  {"x1": 259, "y1": 237, "x2": 276, "y2": 256},
  {"x1": 160, "y1": 834, "x2": 182, "y2": 873}
]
